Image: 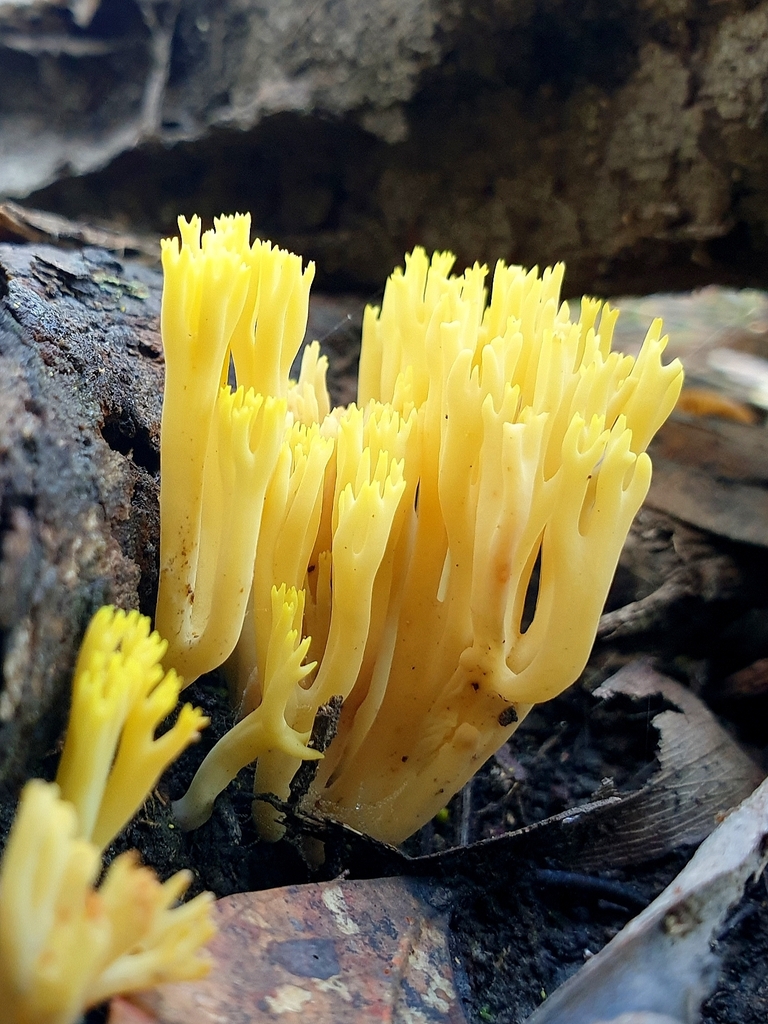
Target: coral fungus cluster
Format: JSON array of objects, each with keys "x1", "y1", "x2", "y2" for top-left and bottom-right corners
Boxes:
[
  {"x1": 57, "y1": 606, "x2": 207, "y2": 850},
  {"x1": 0, "y1": 608, "x2": 213, "y2": 1024},
  {"x1": 159, "y1": 214, "x2": 683, "y2": 845}
]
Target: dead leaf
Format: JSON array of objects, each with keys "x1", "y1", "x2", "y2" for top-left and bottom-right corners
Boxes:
[
  {"x1": 108, "y1": 877, "x2": 466, "y2": 1024},
  {"x1": 646, "y1": 416, "x2": 768, "y2": 547},
  {"x1": 409, "y1": 661, "x2": 762, "y2": 877},
  {"x1": 720, "y1": 656, "x2": 768, "y2": 700},
  {"x1": 676, "y1": 387, "x2": 758, "y2": 424},
  {"x1": 575, "y1": 661, "x2": 765, "y2": 868},
  {"x1": 0, "y1": 202, "x2": 157, "y2": 259}
]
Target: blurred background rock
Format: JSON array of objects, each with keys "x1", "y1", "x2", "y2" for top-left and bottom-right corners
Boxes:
[{"x1": 3, "y1": 0, "x2": 768, "y2": 294}]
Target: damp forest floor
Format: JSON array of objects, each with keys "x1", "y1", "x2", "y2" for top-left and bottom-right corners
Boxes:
[
  {"x1": 4, "y1": 520, "x2": 767, "y2": 1024},
  {"x1": 24, "y1": 464, "x2": 768, "y2": 1021},
  {"x1": 95, "y1": 601, "x2": 768, "y2": 1023}
]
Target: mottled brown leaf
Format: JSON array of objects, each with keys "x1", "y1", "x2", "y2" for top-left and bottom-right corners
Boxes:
[{"x1": 109, "y1": 877, "x2": 466, "y2": 1024}]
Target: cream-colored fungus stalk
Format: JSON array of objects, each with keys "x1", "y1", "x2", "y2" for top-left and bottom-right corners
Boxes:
[
  {"x1": 0, "y1": 781, "x2": 214, "y2": 1024},
  {"x1": 174, "y1": 583, "x2": 321, "y2": 834},
  {"x1": 160, "y1": 221, "x2": 683, "y2": 845}
]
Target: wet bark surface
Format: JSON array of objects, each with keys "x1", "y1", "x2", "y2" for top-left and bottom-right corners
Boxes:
[{"x1": 0, "y1": 242, "x2": 162, "y2": 788}]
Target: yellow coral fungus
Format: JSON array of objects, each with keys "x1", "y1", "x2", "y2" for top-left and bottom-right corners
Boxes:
[
  {"x1": 56, "y1": 606, "x2": 207, "y2": 850},
  {"x1": 174, "y1": 583, "x2": 321, "y2": 834},
  {"x1": 156, "y1": 214, "x2": 310, "y2": 681},
  {"x1": 159, "y1": 218, "x2": 683, "y2": 845},
  {"x1": 0, "y1": 781, "x2": 214, "y2": 1024}
]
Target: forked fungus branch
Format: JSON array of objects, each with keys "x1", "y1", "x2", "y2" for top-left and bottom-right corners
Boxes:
[
  {"x1": 0, "y1": 609, "x2": 214, "y2": 1024},
  {"x1": 157, "y1": 215, "x2": 683, "y2": 845}
]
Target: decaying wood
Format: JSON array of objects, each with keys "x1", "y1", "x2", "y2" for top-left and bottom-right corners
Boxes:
[
  {"x1": 0, "y1": 242, "x2": 369, "y2": 791},
  {"x1": 0, "y1": 201, "x2": 158, "y2": 259},
  {"x1": 598, "y1": 511, "x2": 743, "y2": 642},
  {"x1": 0, "y1": 242, "x2": 164, "y2": 787}
]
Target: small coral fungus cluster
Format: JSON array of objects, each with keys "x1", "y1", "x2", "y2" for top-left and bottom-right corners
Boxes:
[
  {"x1": 0, "y1": 608, "x2": 213, "y2": 1024},
  {"x1": 159, "y1": 214, "x2": 683, "y2": 846}
]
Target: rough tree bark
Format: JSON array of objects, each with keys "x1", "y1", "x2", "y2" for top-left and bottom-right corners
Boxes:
[{"x1": 0, "y1": 243, "x2": 163, "y2": 788}]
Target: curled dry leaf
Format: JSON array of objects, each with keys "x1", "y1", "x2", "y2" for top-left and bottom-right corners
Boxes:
[
  {"x1": 572, "y1": 660, "x2": 765, "y2": 870},
  {"x1": 523, "y1": 773, "x2": 768, "y2": 1024}
]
